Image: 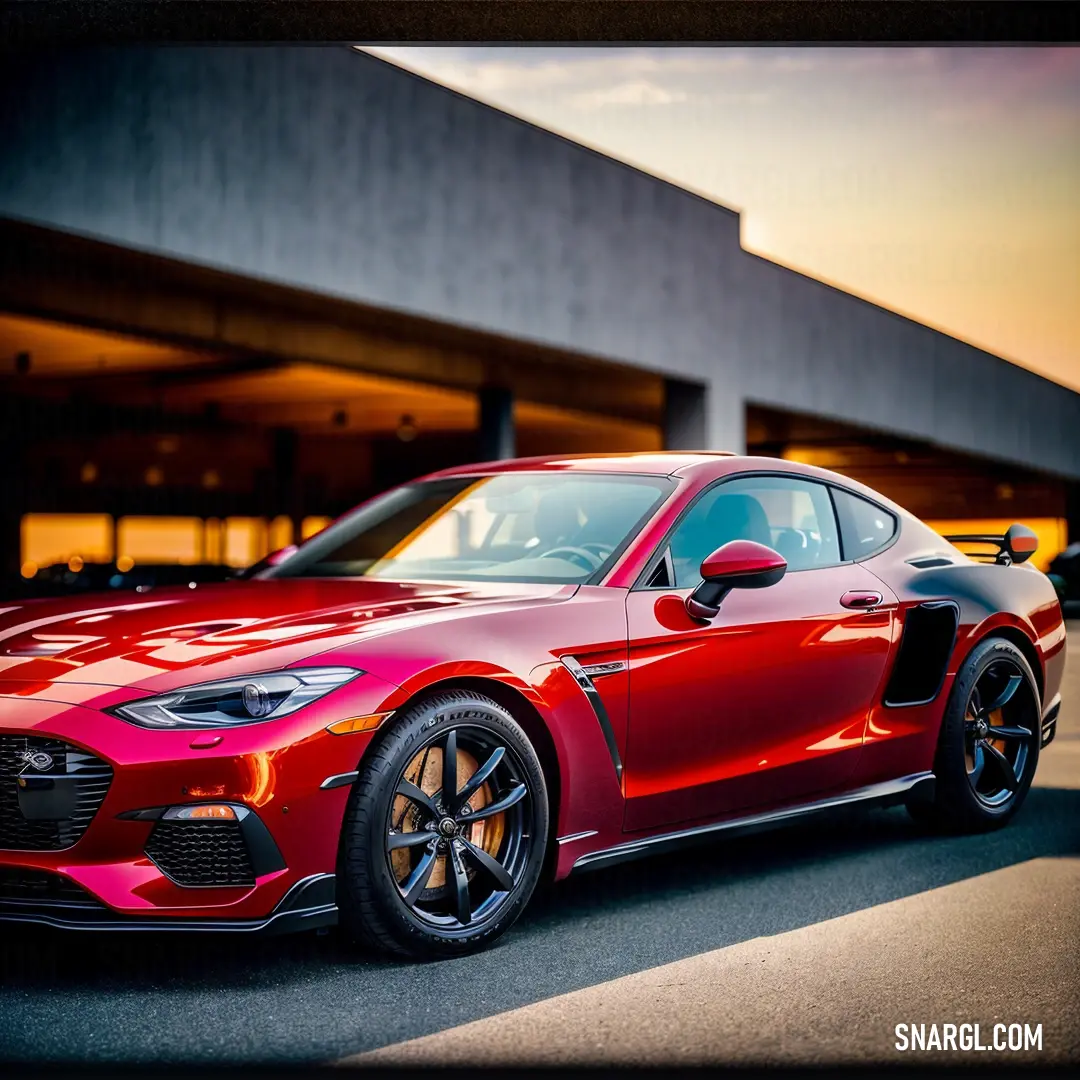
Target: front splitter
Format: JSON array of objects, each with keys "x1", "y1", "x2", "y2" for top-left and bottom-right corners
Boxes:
[{"x1": 0, "y1": 872, "x2": 337, "y2": 935}]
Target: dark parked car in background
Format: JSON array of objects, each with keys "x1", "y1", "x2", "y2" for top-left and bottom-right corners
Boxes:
[
  {"x1": 14, "y1": 562, "x2": 238, "y2": 600},
  {"x1": 1048, "y1": 543, "x2": 1080, "y2": 616}
]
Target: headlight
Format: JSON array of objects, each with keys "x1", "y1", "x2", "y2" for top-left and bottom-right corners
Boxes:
[{"x1": 114, "y1": 667, "x2": 362, "y2": 729}]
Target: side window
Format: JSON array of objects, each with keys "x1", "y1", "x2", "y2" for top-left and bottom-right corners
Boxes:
[
  {"x1": 832, "y1": 488, "x2": 897, "y2": 560},
  {"x1": 666, "y1": 476, "x2": 842, "y2": 587}
]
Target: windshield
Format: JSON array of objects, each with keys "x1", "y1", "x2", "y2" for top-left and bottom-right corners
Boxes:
[{"x1": 270, "y1": 472, "x2": 673, "y2": 584}]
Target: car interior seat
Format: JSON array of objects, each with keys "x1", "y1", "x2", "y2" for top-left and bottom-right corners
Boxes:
[
  {"x1": 703, "y1": 493, "x2": 773, "y2": 549},
  {"x1": 669, "y1": 491, "x2": 774, "y2": 586},
  {"x1": 773, "y1": 527, "x2": 810, "y2": 568}
]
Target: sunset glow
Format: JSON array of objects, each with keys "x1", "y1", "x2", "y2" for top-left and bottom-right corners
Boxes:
[{"x1": 364, "y1": 46, "x2": 1080, "y2": 392}]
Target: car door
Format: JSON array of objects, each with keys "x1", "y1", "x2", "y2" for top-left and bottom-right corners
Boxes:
[{"x1": 623, "y1": 473, "x2": 897, "y2": 833}]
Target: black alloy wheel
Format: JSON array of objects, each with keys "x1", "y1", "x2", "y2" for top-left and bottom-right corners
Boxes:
[
  {"x1": 963, "y1": 661, "x2": 1037, "y2": 807},
  {"x1": 338, "y1": 690, "x2": 549, "y2": 959},
  {"x1": 908, "y1": 636, "x2": 1040, "y2": 832},
  {"x1": 387, "y1": 725, "x2": 533, "y2": 931}
]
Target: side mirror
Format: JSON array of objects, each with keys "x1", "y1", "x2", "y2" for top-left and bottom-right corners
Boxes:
[{"x1": 686, "y1": 540, "x2": 787, "y2": 621}]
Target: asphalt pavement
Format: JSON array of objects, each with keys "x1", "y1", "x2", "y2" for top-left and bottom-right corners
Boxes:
[
  {"x1": 354, "y1": 856, "x2": 1080, "y2": 1067},
  {"x1": 1, "y1": 624, "x2": 1077, "y2": 1067}
]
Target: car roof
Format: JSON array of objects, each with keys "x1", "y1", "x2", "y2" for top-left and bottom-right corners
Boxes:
[
  {"x1": 419, "y1": 451, "x2": 908, "y2": 513},
  {"x1": 421, "y1": 451, "x2": 740, "y2": 479}
]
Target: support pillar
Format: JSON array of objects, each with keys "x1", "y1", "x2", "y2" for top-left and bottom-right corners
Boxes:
[
  {"x1": 664, "y1": 378, "x2": 745, "y2": 454},
  {"x1": 479, "y1": 385, "x2": 515, "y2": 461},
  {"x1": 0, "y1": 404, "x2": 27, "y2": 589},
  {"x1": 271, "y1": 426, "x2": 301, "y2": 549}
]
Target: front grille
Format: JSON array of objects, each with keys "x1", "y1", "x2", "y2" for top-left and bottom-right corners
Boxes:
[
  {"x1": 145, "y1": 819, "x2": 256, "y2": 887},
  {"x1": 0, "y1": 735, "x2": 113, "y2": 850},
  {"x1": 0, "y1": 866, "x2": 102, "y2": 907}
]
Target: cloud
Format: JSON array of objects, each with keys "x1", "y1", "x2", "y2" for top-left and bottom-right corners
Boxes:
[
  {"x1": 358, "y1": 45, "x2": 1078, "y2": 135},
  {"x1": 360, "y1": 46, "x2": 1079, "y2": 101},
  {"x1": 359, "y1": 46, "x2": 756, "y2": 98},
  {"x1": 569, "y1": 80, "x2": 691, "y2": 109},
  {"x1": 712, "y1": 90, "x2": 772, "y2": 104},
  {"x1": 360, "y1": 48, "x2": 778, "y2": 115},
  {"x1": 830, "y1": 47, "x2": 940, "y2": 73},
  {"x1": 403, "y1": 58, "x2": 587, "y2": 94},
  {"x1": 764, "y1": 54, "x2": 818, "y2": 73},
  {"x1": 923, "y1": 49, "x2": 1080, "y2": 131}
]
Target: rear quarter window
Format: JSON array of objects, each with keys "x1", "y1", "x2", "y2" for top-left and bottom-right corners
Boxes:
[{"x1": 832, "y1": 488, "x2": 898, "y2": 560}]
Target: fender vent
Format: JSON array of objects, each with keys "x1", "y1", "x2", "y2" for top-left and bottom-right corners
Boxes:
[
  {"x1": 561, "y1": 656, "x2": 623, "y2": 782},
  {"x1": 883, "y1": 601, "x2": 960, "y2": 707}
]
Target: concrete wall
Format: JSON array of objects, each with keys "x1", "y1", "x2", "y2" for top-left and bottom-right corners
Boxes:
[{"x1": 1, "y1": 46, "x2": 1077, "y2": 477}]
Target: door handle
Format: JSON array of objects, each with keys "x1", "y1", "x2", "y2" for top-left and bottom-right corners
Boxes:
[{"x1": 840, "y1": 590, "x2": 883, "y2": 610}]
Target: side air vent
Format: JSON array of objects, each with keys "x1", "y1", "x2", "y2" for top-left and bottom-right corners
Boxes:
[
  {"x1": 0, "y1": 867, "x2": 103, "y2": 908},
  {"x1": 883, "y1": 601, "x2": 960, "y2": 707},
  {"x1": 906, "y1": 556, "x2": 955, "y2": 569},
  {"x1": 145, "y1": 819, "x2": 256, "y2": 887}
]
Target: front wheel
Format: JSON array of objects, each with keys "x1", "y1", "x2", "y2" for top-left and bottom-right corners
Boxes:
[
  {"x1": 907, "y1": 637, "x2": 1041, "y2": 833},
  {"x1": 338, "y1": 689, "x2": 549, "y2": 959}
]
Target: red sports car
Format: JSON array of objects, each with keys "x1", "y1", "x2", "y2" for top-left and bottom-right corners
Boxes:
[{"x1": 0, "y1": 453, "x2": 1065, "y2": 958}]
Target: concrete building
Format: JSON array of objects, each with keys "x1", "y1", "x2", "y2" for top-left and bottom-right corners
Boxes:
[{"x1": 1, "y1": 46, "x2": 1077, "y2": 586}]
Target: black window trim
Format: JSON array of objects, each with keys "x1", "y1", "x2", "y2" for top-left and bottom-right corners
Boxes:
[{"x1": 631, "y1": 470, "x2": 900, "y2": 592}]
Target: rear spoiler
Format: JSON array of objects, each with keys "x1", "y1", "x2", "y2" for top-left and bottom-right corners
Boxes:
[{"x1": 942, "y1": 523, "x2": 1039, "y2": 566}]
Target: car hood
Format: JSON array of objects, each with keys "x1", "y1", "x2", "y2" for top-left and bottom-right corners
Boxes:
[{"x1": 0, "y1": 577, "x2": 576, "y2": 695}]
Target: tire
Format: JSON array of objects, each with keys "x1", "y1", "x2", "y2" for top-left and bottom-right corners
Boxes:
[
  {"x1": 907, "y1": 636, "x2": 1041, "y2": 833},
  {"x1": 338, "y1": 689, "x2": 549, "y2": 959}
]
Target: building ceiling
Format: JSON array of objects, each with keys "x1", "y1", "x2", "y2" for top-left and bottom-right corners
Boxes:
[{"x1": 0, "y1": 311, "x2": 222, "y2": 377}]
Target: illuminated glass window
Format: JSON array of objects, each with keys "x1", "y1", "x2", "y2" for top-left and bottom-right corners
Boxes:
[
  {"x1": 269, "y1": 515, "x2": 295, "y2": 553},
  {"x1": 301, "y1": 516, "x2": 333, "y2": 541},
  {"x1": 224, "y1": 517, "x2": 270, "y2": 568},
  {"x1": 21, "y1": 513, "x2": 114, "y2": 569},
  {"x1": 204, "y1": 518, "x2": 224, "y2": 564},
  {"x1": 117, "y1": 517, "x2": 203, "y2": 565}
]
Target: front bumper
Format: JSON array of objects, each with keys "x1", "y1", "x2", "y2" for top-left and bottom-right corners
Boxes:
[
  {"x1": 0, "y1": 675, "x2": 398, "y2": 931},
  {"x1": 0, "y1": 870, "x2": 337, "y2": 934}
]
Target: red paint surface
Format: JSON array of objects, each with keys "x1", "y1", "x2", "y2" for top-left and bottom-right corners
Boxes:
[
  {"x1": 624, "y1": 563, "x2": 896, "y2": 830},
  {"x1": 700, "y1": 540, "x2": 787, "y2": 581}
]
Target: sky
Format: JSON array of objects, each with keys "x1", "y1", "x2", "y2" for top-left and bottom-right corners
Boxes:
[{"x1": 363, "y1": 46, "x2": 1080, "y2": 393}]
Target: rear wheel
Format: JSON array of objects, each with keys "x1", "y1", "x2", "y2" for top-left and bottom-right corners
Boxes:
[
  {"x1": 338, "y1": 690, "x2": 549, "y2": 959},
  {"x1": 907, "y1": 637, "x2": 1040, "y2": 832}
]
